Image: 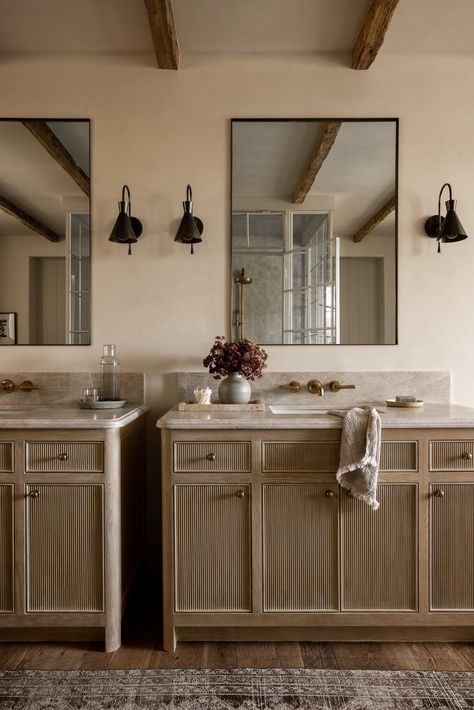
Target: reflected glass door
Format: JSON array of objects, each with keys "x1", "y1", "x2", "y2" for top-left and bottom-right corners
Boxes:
[{"x1": 67, "y1": 212, "x2": 90, "y2": 345}]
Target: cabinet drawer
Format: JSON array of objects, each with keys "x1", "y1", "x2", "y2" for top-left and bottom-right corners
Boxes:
[
  {"x1": 262, "y1": 441, "x2": 339, "y2": 473},
  {"x1": 25, "y1": 442, "x2": 104, "y2": 473},
  {"x1": 429, "y1": 441, "x2": 474, "y2": 471},
  {"x1": 380, "y1": 441, "x2": 418, "y2": 472},
  {"x1": 173, "y1": 442, "x2": 251, "y2": 473},
  {"x1": 0, "y1": 442, "x2": 14, "y2": 472}
]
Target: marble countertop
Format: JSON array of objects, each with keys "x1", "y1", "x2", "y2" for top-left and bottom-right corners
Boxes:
[
  {"x1": 0, "y1": 404, "x2": 148, "y2": 429},
  {"x1": 157, "y1": 403, "x2": 474, "y2": 430}
]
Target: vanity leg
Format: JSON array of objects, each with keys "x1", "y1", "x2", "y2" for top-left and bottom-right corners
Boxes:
[
  {"x1": 163, "y1": 621, "x2": 177, "y2": 652},
  {"x1": 104, "y1": 429, "x2": 122, "y2": 653},
  {"x1": 105, "y1": 625, "x2": 121, "y2": 653}
]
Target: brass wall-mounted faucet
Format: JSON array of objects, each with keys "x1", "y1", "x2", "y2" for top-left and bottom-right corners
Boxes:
[
  {"x1": 19, "y1": 380, "x2": 39, "y2": 392},
  {"x1": 279, "y1": 381, "x2": 301, "y2": 392},
  {"x1": 1, "y1": 379, "x2": 15, "y2": 393},
  {"x1": 308, "y1": 379, "x2": 324, "y2": 396}
]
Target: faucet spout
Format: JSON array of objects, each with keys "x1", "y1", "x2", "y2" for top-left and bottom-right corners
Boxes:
[
  {"x1": 1, "y1": 379, "x2": 15, "y2": 393},
  {"x1": 308, "y1": 379, "x2": 324, "y2": 396}
]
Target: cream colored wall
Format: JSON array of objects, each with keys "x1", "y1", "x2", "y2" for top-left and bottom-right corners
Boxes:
[{"x1": 0, "y1": 52, "x2": 473, "y2": 410}]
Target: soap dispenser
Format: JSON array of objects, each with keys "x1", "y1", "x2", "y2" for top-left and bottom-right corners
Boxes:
[{"x1": 99, "y1": 344, "x2": 120, "y2": 401}]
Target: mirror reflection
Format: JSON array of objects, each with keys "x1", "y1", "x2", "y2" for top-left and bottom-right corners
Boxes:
[
  {"x1": 0, "y1": 119, "x2": 90, "y2": 345},
  {"x1": 231, "y1": 119, "x2": 397, "y2": 345}
]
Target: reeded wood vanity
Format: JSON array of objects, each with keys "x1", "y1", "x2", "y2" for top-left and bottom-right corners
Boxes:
[
  {"x1": 158, "y1": 405, "x2": 474, "y2": 651},
  {"x1": 0, "y1": 405, "x2": 147, "y2": 652}
]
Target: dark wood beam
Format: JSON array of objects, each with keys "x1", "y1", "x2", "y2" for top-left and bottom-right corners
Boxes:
[
  {"x1": 293, "y1": 121, "x2": 342, "y2": 204},
  {"x1": 352, "y1": 195, "x2": 396, "y2": 242},
  {"x1": 21, "y1": 120, "x2": 90, "y2": 197},
  {"x1": 143, "y1": 0, "x2": 180, "y2": 70},
  {"x1": 0, "y1": 194, "x2": 62, "y2": 242},
  {"x1": 352, "y1": 0, "x2": 400, "y2": 70}
]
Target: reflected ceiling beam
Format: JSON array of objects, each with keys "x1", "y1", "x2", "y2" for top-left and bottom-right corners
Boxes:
[
  {"x1": 352, "y1": 0, "x2": 399, "y2": 70},
  {"x1": 352, "y1": 195, "x2": 396, "y2": 242},
  {"x1": 293, "y1": 121, "x2": 342, "y2": 204},
  {"x1": 0, "y1": 194, "x2": 61, "y2": 242},
  {"x1": 143, "y1": 0, "x2": 180, "y2": 70},
  {"x1": 21, "y1": 120, "x2": 90, "y2": 197}
]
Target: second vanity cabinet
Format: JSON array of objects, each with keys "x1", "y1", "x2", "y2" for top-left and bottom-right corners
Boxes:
[
  {"x1": 0, "y1": 413, "x2": 147, "y2": 651},
  {"x1": 161, "y1": 425, "x2": 474, "y2": 650}
]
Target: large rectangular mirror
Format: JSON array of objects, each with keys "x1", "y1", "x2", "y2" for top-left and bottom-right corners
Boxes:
[
  {"x1": 0, "y1": 119, "x2": 90, "y2": 345},
  {"x1": 231, "y1": 119, "x2": 397, "y2": 345}
]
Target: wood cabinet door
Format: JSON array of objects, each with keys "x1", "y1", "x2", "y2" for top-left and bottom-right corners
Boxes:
[
  {"x1": 0, "y1": 484, "x2": 14, "y2": 613},
  {"x1": 26, "y1": 484, "x2": 103, "y2": 613},
  {"x1": 431, "y1": 484, "x2": 474, "y2": 610},
  {"x1": 262, "y1": 484, "x2": 339, "y2": 611},
  {"x1": 341, "y1": 484, "x2": 418, "y2": 611},
  {"x1": 174, "y1": 484, "x2": 251, "y2": 612}
]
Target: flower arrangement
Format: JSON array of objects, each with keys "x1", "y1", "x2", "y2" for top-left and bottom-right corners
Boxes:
[{"x1": 203, "y1": 335, "x2": 268, "y2": 380}]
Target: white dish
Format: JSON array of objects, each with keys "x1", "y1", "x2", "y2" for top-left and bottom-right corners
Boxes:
[{"x1": 78, "y1": 399, "x2": 127, "y2": 410}]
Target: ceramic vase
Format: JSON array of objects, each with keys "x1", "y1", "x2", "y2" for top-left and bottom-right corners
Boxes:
[{"x1": 218, "y1": 372, "x2": 251, "y2": 404}]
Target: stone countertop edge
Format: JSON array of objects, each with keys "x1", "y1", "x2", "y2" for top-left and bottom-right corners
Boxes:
[
  {"x1": 156, "y1": 403, "x2": 474, "y2": 430},
  {"x1": 0, "y1": 404, "x2": 149, "y2": 429}
]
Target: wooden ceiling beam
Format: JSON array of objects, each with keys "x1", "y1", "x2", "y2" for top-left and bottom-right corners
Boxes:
[
  {"x1": 293, "y1": 121, "x2": 342, "y2": 204},
  {"x1": 0, "y1": 194, "x2": 62, "y2": 242},
  {"x1": 352, "y1": 195, "x2": 396, "y2": 242},
  {"x1": 352, "y1": 0, "x2": 400, "y2": 70},
  {"x1": 22, "y1": 120, "x2": 90, "y2": 197},
  {"x1": 143, "y1": 0, "x2": 180, "y2": 70}
]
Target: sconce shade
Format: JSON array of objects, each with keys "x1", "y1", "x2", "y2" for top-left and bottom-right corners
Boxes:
[
  {"x1": 439, "y1": 199, "x2": 467, "y2": 242},
  {"x1": 424, "y1": 183, "x2": 468, "y2": 253},
  {"x1": 109, "y1": 185, "x2": 143, "y2": 255},
  {"x1": 174, "y1": 184, "x2": 203, "y2": 254}
]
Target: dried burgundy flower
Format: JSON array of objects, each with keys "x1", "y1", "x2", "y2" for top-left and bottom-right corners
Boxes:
[{"x1": 203, "y1": 335, "x2": 268, "y2": 380}]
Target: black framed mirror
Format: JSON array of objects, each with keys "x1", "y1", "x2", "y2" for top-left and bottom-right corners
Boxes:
[
  {"x1": 231, "y1": 118, "x2": 398, "y2": 345},
  {"x1": 0, "y1": 118, "x2": 90, "y2": 345}
]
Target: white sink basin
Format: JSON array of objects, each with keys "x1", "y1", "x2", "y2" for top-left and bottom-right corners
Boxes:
[{"x1": 269, "y1": 405, "x2": 347, "y2": 415}]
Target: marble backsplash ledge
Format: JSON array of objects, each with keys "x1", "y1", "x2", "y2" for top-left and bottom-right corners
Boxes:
[
  {"x1": 178, "y1": 371, "x2": 451, "y2": 406},
  {"x1": 0, "y1": 373, "x2": 144, "y2": 405}
]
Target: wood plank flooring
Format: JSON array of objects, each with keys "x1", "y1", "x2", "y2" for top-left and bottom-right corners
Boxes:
[{"x1": 1, "y1": 589, "x2": 474, "y2": 671}]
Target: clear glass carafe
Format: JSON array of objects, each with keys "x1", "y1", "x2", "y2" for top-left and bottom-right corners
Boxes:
[{"x1": 99, "y1": 344, "x2": 120, "y2": 401}]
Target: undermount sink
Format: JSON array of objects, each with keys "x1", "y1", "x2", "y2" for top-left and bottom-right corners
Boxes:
[{"x1": 269, "y1": 405, "x2": 347, "y2": 415}]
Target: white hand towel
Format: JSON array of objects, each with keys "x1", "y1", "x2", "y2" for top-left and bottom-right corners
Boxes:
[{"x1": 336, "y1": 406, "x2": 381, "y2": 510}]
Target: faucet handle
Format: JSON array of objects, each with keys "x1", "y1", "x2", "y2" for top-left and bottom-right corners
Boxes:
[
  {"x1": 329, "y1": 380, "x2": 356, "y2": 393},
  {"x1": 19, "y1": 380, "x2": 39, "y2": 392},
  {"x1": 1, "y1": 379, "x2": 15, "y2": 393},
  {"x1": 308, "y1": 379, "x2": 325, "y2": 396},
  {"x1": 279, "y1": 381, "x2": 301, "y2": 392}
]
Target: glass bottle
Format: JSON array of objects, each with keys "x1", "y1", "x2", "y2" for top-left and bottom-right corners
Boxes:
[{"x1": 99, "y1": 344, "x2": 120, "y2": 401}]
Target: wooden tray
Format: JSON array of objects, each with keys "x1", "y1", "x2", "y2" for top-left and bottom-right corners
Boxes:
[
  {"x1": 178, "y1": 400, "x2": 265, "y2": 412},
  {"x1": 386, "y1": 399, "x2": 424, "y2": 408}
]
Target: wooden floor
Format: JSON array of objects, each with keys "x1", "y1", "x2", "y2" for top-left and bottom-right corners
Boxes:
[{"x1": 1, "y1": 591, "x2": 474, "y2": 672}]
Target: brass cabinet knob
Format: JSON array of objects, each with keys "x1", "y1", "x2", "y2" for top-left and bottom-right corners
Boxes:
[
  {"x1": 1, "y1": 379, "x2": 15, "y2": 393},
  {"x1": 58, "y1": 452, "x2": 69, "y2": 462},
  {"x1": 27, "y1": 489, "x2": 40, "y2": 499},
  {"x1": 206, "y1": 453, "x2": 216, "y2": 462},
  {"x1": 19, "y1": 380, "x2": 39, "y2": 392},
  {"x1": 236, "y1": 489, "x2": 246, "y2": 498},
  {"x1": 279, "y1": 381, "x2": 301, "y2": 392},
  {"x1": 461, "y1": 451, "x2": 472, "y2": 461},
  {"x1": 433, "y1": 489, "x2": 445, "y2": 498},
  {"x1": 325, "y1": 490, "x2": 335, "y2": 498}
]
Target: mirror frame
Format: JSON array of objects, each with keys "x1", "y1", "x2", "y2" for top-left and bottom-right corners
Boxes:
[
  {"x1": 230, "y1": 117, "x2": 399, "y2": 346},
  {"x1": 0, "y1": 117, "x2": 91, "y2": 346}
]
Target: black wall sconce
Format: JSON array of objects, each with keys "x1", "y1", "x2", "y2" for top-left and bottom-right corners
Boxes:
[
  {"x1": 109, "y1": 185, "x2": 143, "y2": 255},
  {"x1": 424, "y1": 182, "x2": 468, "y2": 253},
  {"x1": 174, "y1": 184, "x2": 203, "y2": 254}
]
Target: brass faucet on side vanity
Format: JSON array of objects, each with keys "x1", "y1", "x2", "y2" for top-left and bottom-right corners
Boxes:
[
  {"x1": 1, "y1": 379, "x2": 15, "y2": 392},
  {"x1": 1, "y1": 379, "x2": 39, "y2": 393}
]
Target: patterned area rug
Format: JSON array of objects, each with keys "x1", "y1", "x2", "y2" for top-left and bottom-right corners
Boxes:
[{"x1": 1, "y1": 668, "x2": 473, "y2": 709}]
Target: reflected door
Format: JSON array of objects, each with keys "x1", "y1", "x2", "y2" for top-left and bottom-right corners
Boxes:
[{"x1": 29, "y1": 257, "x2": 66, "y2": 344}]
